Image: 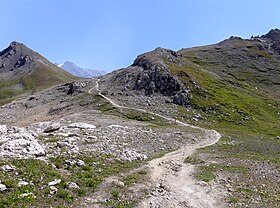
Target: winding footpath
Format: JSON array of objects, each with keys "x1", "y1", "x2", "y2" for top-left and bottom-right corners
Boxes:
[{"x1": 89, "y1": 79, "x2": 224, "y2": 208}]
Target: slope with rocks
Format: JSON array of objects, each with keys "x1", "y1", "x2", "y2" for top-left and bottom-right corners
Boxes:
[
  {"x1": 100, "y1": 48, "x2": 197, "y2": 107},
  {"x1": 96, "y1": 29, "x2": 280, "y2": 207},
  {"x1": 0, "y1": 29, "x2": 279, "y2": 207},
  {"x1": 0, "y1": 76, "x2": 218, "y2": 207},
  {"x1": 99, "y1": 29, "x2": 279, "y2": 136},
  {"x1": 179, "y1": 29, "x2": 280, "y2": 97},
  {"x1": 0, "y1": 42, "x2": 76, "y2": 105}
]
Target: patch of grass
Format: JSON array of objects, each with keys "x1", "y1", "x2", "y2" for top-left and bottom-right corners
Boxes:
[
  {"x1": 57, "y1": 189, "x2": 74, "y2": 203},
  {"x1": 0, "y1": 159, "x2": 62, "y2": 208},
  {"x1": 195, "y1": 165, "x2": 216, "y2": 182},
  {"x1": 126, "y1": 112, "x2": 152, "y2": 122},
  {"x1": 120, "y1": 109, "x2": 171, "y2": 127},
  {"x1": 0, "y1": 153, "x2": 142, "y2": 207},
  {"x1": 122, "y1": 174, "x2": 139, "y2": 186},
  {"x1": 195, "y1": 163, "x2": 248, "y2": 183},
  {"x1": 228, "y1": 196, "x2": 239, "y2": 204},
  {"x1": 45, "y1": 138, "x2": 60, "y2": 143},
  {"x1": 76, "y1": 188, "x2": 86, "y2": 197},
  {"x1": 184, "y1": 156, "x2": 205, "y2": 165},
  {"x1": 2, "y1": 179, "x2": 17, "y2": 188},
  {"x1": 50, "y1": 153, "x2": 141, "y2": 193},
  {"x1": 98, "y1": 100, "x2": 115, "y2": 112},
  {"x1": 121, "y1": 169, "x2": 148, "y2": 187},
  {"x1": 111, "y1": 189, "x2": 120, "y2": 200},
  {"x1": 168, "y1": 62, "x2": 280, "y2": 137},
  {"x1": 196, "y1": 133, "x2": 280, "y2": 206},
  {"x1": 102, "y1": 200, "x2": 135, "y2": 208}
]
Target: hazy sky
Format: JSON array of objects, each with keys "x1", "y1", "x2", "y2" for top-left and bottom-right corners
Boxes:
[{"x1": 1, "y1": 0, "x2": 280, "y2": 72}]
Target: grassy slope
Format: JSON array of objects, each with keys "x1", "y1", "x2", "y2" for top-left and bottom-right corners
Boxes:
[
  {"x1": 0, "y1": 63, "x2": 76, "y2": 105},
  {"x1": 0, "y1": 154, "x2": 140, "y2": 208},
  {"x1": 167, "y1": 47, "x2": 280, "y2": 207}
]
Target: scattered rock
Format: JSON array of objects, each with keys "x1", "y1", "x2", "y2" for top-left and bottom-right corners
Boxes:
[
  {"x1": 112, "y1": 179, "x2": 125, "y2": 187},
  {"x1": 87, "y1": 136, "x2": 97, "y2": 140},
  {"x1": 76, "y1": 159, "x2": 85, "y2": 167},
  {"x1": 107, "y1": 125, "x2": 127, "y2": 129},
  {"x1": 48, "y1": 179, "x2": 61, "y2": 186},
  {"x1": 0, "y1": 132, "x2": 45, "y2": 158},
  {"x1": 1, "y1": 165, "x2": 16, "y2": 172},
  {"x1": 121, "y1": 149, "x2": 147, "y2": 161},
  {"x1": 68, "y1": 122, "x2": 96, "y2": 129},
  {"x1": 68, "y1": 182, "x2": 80, "y2": 189},
  {"x1": 173, "y1": 91, "x2": 190, "y2": 105},
  {"x1": 67, "y1": 133, "x2": 80, "y2": 137},
  {"x1": 19, "y1": 192, "x2": 36, "y2": 198},
  {"x1": 49, "y1": 186, "x2": 58, "y2": 194},
  {"x1": 57, "y1": 141, "x2": 68, "y2": 148},
  {"x1": 43, "y1": 122, "x2": 61, "y2": 133},
  {"x1": 196, "y1": 181, "x2": 209, "y2": 186},
  {"x1": 65, "y1": 81, "x2": 88, "y2": 95},
  {"x1": 65, "y1": 160, "x2": 76, "y2": 166},
  {"x1": 0, "y1": 125, "x2": 7, "y2": 133},
  {"x1": 18, "y1": 180, "x2": 29, "y2": 187},
  {"x1": 0, "y1": 184, "x2": 7, "y2": 192}
]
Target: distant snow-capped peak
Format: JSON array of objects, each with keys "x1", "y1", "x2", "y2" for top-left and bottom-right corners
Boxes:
[{"x1": 57, "y1": 61, "x2": 106, "y2": 78}]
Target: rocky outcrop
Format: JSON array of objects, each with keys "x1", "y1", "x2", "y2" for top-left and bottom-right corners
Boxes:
[
  {"x1": 120, "y1": 149, "x2": 147, "y2": 161},
  {"x1": 0, "y1": 125, "x2": 45, "y2": 158},
  {"x1": 68, "y1": 122, "x2": 96, "y2": 129},
  {"x1": 135, "y1": 67, "x2": 181, "y2": 96},
  {"x1": 43, "y1": 123, "x2": 61, "y2": 133},
  {"x1": 261, "y1": 29, "x2": 280, "y2": 55},
  {"x1": 131, "y1": 48, "x2": 191, "y2": 105},
  {"x1": 62, "y1": 81, "x2": 89, "y2": 95},
  {"x1": 30, "y1": 122, "x2": 60, "y2": 133}
]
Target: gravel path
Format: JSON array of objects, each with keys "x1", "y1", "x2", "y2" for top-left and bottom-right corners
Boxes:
[
  {"x1": 138, "y1": 130, "x2": 224, "y2": 208},
  {"x1": 89, "y1": 78, "x2": 225, "y2": 208}
]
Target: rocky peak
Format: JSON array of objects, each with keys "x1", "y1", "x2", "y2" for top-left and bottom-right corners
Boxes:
[
  {"x1": 0, "y1": 41, "x2": 29, "y2": 56},
  {"x1": 10, "y1": 41, "x2": 24, "y2": 49},
  {"x1": 261, "y1": 29, "x2": 280, "y2": 55},
  {"x1": 132, "y1": 47, "x2": 182, "y2": 70},
  {"x1": 64, "y1": 61, "x2": 75, "y2": 66},
  {"x1": 262, "y1": 29, "x2": 280, "y2": 42},
  {"x1": 130, "y1": 48, "x2": 191, "y2": 105},
  {"x1": 218, "y1": 36, "x2": 244, "y2": 46},
  {"x1": 0, "y1": 41, "x2": 36, "y2": 72}
]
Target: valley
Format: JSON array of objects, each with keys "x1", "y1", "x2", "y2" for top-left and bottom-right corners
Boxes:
[{"x1": 0, "y1": 29, "x2": 279, "y2": 208}]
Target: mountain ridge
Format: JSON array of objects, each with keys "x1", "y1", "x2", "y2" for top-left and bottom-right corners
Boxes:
[
  {"x1": 0, "y1": 29, "x2": 279, "y2": 207},
  {"x1": 58, "y1": 60, "x2": 106, "y2": 78},
  {"x1": 0, "y1": 41, "x2": 76, "y2": 105}
]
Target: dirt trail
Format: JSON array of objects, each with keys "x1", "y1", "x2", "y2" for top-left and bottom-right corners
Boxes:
[
  {"x1": 138, "y1": 129, "x2": 223, "y2": 208},
  {"x1": 89, "y1": 79, "x2": 225, "y2": 208}
]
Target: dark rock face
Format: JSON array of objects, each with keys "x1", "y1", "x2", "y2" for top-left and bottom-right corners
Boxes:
[
  {"x1": 135, "y1": 66, "x2": 181, "y2": 96},
  {"x1": 62, "y1": 81, "x2": 89, "y2": 95},
  {"x1": 131, "y1": 48, "x2": 191, "y2": 105},
  {"x1": 0, "y1": 42, "x2": 38, "y2": 73},
  {"x1": 173, "y1": 92, "x2": 190, "y2": 106},
  {"x1": 261, "y1": 29, "x2": 280, "y2": 55},
  {"x1": 262, "y1": 29, "x2": 280, "y2": 43}
]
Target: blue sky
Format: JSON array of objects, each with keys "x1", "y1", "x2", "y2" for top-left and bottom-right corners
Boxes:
[{"x1": 0, "y1": 0, "x2": 280, "y2": 72}]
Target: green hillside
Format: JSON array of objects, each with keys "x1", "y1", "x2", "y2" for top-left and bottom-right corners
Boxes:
[{"x1": 0, "y1": 42, "x2": 76, "y2": 105}]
